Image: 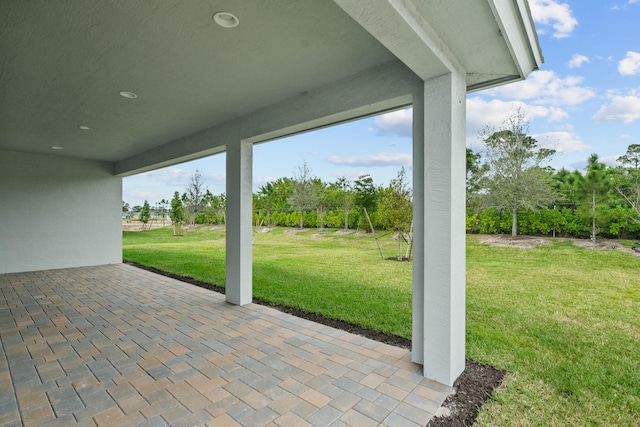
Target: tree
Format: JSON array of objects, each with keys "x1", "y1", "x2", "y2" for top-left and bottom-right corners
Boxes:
[
  {"x1": 158, "y1": 199, "x2": 168, "y2": 226},
  {"x1": 480, "y1": 111, "x2": 557, "y2": 236},
  {"x1": 122, "y1": 201, "x2": 131, "y2": 222},
  {"x1": 466, "y1": 148, "x2": 488, "y2": 201},
  {"x1": 289, "y1": 161, "x2": 317, "y2": 228},
  {"x1": 209, "y1": 193, "x2": 226, "y2": 226},
  {"x1": 618, "y1": 144, "x2": 640, "y2": 170},
  {"x1": 378, "y1": 167, "x2": 412, "y2": 260},
  {"x1": 330, "y1": 177, "x2": 355, "y2": 230},
  {"x1": 271, "y1": 177, "x2": 295, "y2": 211},
  {"x1": 553, "y1": 168, "x2": 583, "y2": 209},
  {"x1": 615, "y1": 144, "x2": 640, "y2": 220},
  {"x1": 257, "y1": 182, "x2": 276, "y2": 226},
  {"x1": 580, "y1": 154, "x2": 607, "y2": 243},
  {"x1": 354, "y1": 174, "x2": 378, "y2": 212},
  {"x1": 312, "y1": 179, "x2": 331, "y2": 230},
  {"x1": 184, "y1": 170, "x2": 206, "y2": 225},
  {"x1": 169, "y1": 191, "x2": 185, "y2": 235},
  {"x1": 139, "y1": 200, "x2": 151, "y2": 230},
  {"x1": 353, "y1": 174, "x2": 379, "y2": 231}
]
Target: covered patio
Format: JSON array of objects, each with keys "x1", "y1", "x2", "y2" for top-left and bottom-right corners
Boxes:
[
  {"x1": 1, "y1": 265, "x2": 450, "y2": 426},
  {"x1": 1, "y1": 1, "x2": 542, "y2": 424}
]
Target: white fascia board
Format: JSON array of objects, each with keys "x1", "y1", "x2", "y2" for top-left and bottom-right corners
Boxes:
[
  {"x1": 487, "y1": 0, "x2": 544, "y2": 79},
  {"x1": 334, "y1": 0, "x2": 465, "y2": 80},
  {"x1": 114, "y1": 60, "x2": 419, "y2": 177}
]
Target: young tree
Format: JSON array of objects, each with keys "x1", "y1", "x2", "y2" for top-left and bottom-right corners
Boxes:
[
  {"x1": 353, "y1": 174, "x2": 379, "y2": 231},
  {"x1": 480, "y1": 111, "x2": 557, "y2": 236},
  {"x1": 257, "y1": 182, "x2": 276, "y2": 227},
  {"x1": 169, "y1": 191, "x2": 185, "y2": 235},
  {"x1": 313, "y1": 179, "x2": 330, "y2": 230},
  {"x1": 289, "y1": 161, "x2": 317, "y2": 228},
  {"x1": 184, "y1": 170, "x2": 206, "y2": 225},
  {"x1": 330, "y1": 177, "x2": 354, "y2": 230},
  {"x1": 158, "y1": 199, "x2": 168, "y2": 226},
  {"x1": 122, "y1": 201, "x2": 131, "y2": 222},
  {"x1": 139, "y1": 200, "x2": 151, "y2": 230},
  {"x1": 210, "y1": 193, "x2": 226, "y2": 226},
  {"x1": 378, "y1": 167, "x2": 412, "y2": 260},
  {"x1": 580, "y1": 154, "x2": 607, "y2": 243},
  {"x1": 553, "y1": 168, "x2": 583, "y2": 209}
]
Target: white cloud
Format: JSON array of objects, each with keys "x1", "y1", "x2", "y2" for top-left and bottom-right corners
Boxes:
[
  {"x1": 253, "y1": 175, "x2": 279, "y2": 188},
  {"x1": 325, "y1": 152, "x2": 411, "y2": 167},
  {"x1": 568, "y1": 54, "x2": 590, "y2": 69},
  {"x1": 483, "y1": 70, "x2": 595, "y2": 106},
  {"x1": 533, "y1": 131, "x2": 591, "y2": 153},
  {"x1": 618, "y1": 51, "x2": 640, "y2": 76},
  {"x1": 592, "y1": 91, "x2": 640, "y2": 123},
  {"x1": 467, "y1": 98, "x2": 566, "y2": 136},
  {"x1": 529, "y1": 0, "x2": 578, "y2": 38},
  {"x1": 373, "y1": 108, "x2": 412, "y2": 137},
  {"x1": 122, "y1": 190, "x2": 160, "y2": 203},
  {"x1": 601, "y1": 155, "x2": 622, "y2": 167},
  {"x1": 143, "y1": 167, "x2": 225, "y2": 187}
]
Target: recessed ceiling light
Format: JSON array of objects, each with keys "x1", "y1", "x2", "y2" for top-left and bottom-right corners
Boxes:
[
  {"x1": 213, "y1": 12, "x2": 239, "y2": 28},
  {"x1": 79, "y1": 125, "x2": 90, "y2": 130},
  {"x1": 52, "y1": 146, "x2": 63, "y2": 150},
  {"x1": 119, "y1": 91, "x2": 138, "y2": 99}
]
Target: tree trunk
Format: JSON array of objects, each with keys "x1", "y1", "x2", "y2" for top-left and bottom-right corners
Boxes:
[
  {"x1": 397, "y1": 231, "x2": 402, "y2": 261},
  {"x1": 299, "y1": 210, "x2": 304, "y2": 229},
  {"x1": 591, "y1": 189, "x2": 596, "y2": 244},
  {"x1": 343, "y1": 208, "x2": 350, "y2": 230},
  {"x1": 511, "y1": 207, "x2": 518, "y2": 236}
]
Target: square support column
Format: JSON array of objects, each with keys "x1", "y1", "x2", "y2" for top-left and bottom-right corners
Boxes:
[
  {"x1": 412, "y1": 72, "x2": 466, "y2": 386},
  {"x1": 225, "y1": 140, "x2": 253, "y2": 305}
]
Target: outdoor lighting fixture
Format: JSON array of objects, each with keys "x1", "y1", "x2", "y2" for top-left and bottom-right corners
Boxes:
[
  {"x1": 213, "y1": 12, "x2": 239, "y2": 28},
  {"x1": 119, "y1": 91, "x2": 138, "y2": 99},
  {"x1": 78, "y1": 125, "x2": 90, "y2": 130},
  {"x1": 51, "y1": 146, "x2": 63, "y2": 150}
]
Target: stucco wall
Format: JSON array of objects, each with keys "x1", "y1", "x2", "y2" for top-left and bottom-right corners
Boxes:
[{"x1": 0, "y1": 150, "x2": 122, "y2": 274}]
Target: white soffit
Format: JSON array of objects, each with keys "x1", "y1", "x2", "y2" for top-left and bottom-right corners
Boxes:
[{"x1": 335, "y1": 0, "x2": 543, "y2": 91}]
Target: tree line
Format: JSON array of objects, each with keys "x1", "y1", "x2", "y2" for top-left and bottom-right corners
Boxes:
[
  {"x1": 467, "y1": 111, "x2": 640, "y2": 240},
  {"x1": 123, "y1": 166, "x2": 414, "y2": 255},
  {"x1": 123, "y1": 111, "x2": 640, "y2": 242}
]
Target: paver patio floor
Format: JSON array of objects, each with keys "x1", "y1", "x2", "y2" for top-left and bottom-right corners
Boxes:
[{"x1": 0, "y1": 264, "x2": 451, "y2": 426}]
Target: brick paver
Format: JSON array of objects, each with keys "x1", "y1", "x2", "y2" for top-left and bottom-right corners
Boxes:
[{"x1": 0, "y1": 264, "x2": 451, "y2": 426}]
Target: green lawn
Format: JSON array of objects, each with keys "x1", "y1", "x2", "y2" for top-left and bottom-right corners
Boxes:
[{"x1": 123, "y1": 227, "x2": 640, "y2": 426}]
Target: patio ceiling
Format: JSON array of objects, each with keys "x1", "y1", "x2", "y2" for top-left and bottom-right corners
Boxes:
[{"x1": 0, "y1": 0, "x2": 541, "y2": 169}]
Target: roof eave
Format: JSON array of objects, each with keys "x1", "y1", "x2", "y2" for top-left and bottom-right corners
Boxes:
[{"x1": 488, "y1": 0, "x2": 544, "y2": 81}]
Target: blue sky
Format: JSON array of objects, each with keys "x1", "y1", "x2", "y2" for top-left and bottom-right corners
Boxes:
[{"x1": 124, "y1": 0, "x2": 640, "y2": 208}]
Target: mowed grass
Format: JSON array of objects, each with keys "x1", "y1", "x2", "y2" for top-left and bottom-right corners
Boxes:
[{"x1": 123, "y1": 228, "x2": 640, "y2": 426}]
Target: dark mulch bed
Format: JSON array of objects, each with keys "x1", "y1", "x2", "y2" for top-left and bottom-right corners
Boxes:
[{"x1": 126, "y1": 262, "x2": 506, "y2": 426}]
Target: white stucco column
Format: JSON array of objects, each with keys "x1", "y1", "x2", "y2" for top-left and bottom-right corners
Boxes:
[
  {"x1": 225, "y1": 140, "x2": 253, "y2": 305},
  {"x1": 412, "y1": 72, "x2": 466, "y2": 386}
]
